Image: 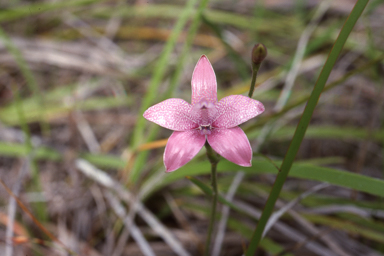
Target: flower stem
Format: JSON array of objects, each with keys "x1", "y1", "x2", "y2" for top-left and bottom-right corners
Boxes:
[
  {"x1": 204, "y1": 141, "x2": 220, "y2": 256},
  {"x1": 248, "y1": 62, "x2": 261, "y2": 98}
]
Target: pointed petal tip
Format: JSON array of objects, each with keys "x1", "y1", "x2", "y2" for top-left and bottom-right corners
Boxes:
[
  {"x1": 165, "y1": 166, "x2": 176, "y2": 173},
  {"x1": 235, "y1": 161, "x2": 252, "y2": 167},
  {"x1": 143, "y1": 109, "x2": 149, "y2": 118},
  {"x1": 163, "y1": 159, "x2": 172, "y2": 172},
  {"x1": 164, "y1": 157, "x2": 178, "y2": 173},
  {"x1": 196, "y1": 54, "x2": 212, "y2": 67},
  {"x1": 259, "y1": 101, "x2": 266, "y2": 113},
  {"x1": 246, "y1": 161, "x2": 252, "y2": 167},
  {"x1": 238, "y1": 161, "x2": 252, "y2": 167},
  {"x1": 164, "y1": 159, "x2": 185, "y2": 172},
  {"x1": 164, "y1": 154, "x2": 177, "y2": 173},
  {"x1": 191, "y1": 55, "x2": 217, "y2": 105}
]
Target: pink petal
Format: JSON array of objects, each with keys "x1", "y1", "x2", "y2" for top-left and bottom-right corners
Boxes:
[
  {"x1": 164, "y1": 130, "x2": 206, "y2": 172},
  {"x1": 143, "y1": 98, "x2": 199, "y2": 131},
  {"x1": 191, "y1": 55, "x2": 217, "y2": 105},
  {"x1": 207, "y1": 127, "x2": 252, "y2": 167},
  {"x1": 212, "y1": 95, "x2": 264, "y2": 128}
]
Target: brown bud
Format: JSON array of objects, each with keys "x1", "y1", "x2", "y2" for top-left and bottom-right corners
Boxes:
[{"x1": 251, "y1": 43, "x2": 267, "y2": 65}]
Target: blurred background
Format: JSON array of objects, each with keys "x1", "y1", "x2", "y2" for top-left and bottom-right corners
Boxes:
[{"x1": 1, "y1": 0, "x2": 384, "y2": 255}]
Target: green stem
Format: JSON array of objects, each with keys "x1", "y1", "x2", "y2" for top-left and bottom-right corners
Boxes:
[
  {"x1": 248, "y1": 62, "x2": 261, "y2": 98},
  {"x1": 245, "y1": 0, "x2": 368, "y2": 255},
  {"x1": 204, "y1": 141, "x2": 220, "y2": 256},
  {"x1": 244, "y1": 53, "x2": 384, "y2": 131}
]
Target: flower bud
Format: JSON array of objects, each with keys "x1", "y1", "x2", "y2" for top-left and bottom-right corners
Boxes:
[{"x1": 251, "y1": 43, "x2": 267, "y2": 65}]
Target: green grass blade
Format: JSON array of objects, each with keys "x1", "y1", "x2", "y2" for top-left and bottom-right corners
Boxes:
[
  {"x1": 201, "y1": 14, "x2": 249, "y2": 80},
  {"x1": 167, "y1": 0, "x2": 210, "y2": 95},
  {"x1": 2, "y1": 140, "x2": 384, "y2": 202},
  {"x1": 245, "y1": 1, "x2": 369, "y2": 254},
  {"x1": 187, "y1": 176, "x2": 247, "y2": 215},
  {"x1": 92, "y1": 5, "x2": 295, "y2": 34},
  {"x1": 304, "y1": 214, "x2": 384, "y2": 244},
  {"x1": 246, "y1": 125, "x2": 384, "y2": 142},
  {"x1": 0, "y1": 0, "x2": 101, "y2": 22},
  {"x1": 0, "y1": 142, "x2": 60, "y2": 161},
  {"x1": 0, "y1": 27, "x2": 49, "y2": 135},
  {"x1": 13, "y1": 86, "x2": 47, "y2": 221},
  {"x1": 130, "y1": 0, "x2": 198, "y2": 149},
  {"x1": 148, "y1": 159, "x2": 384, "y2": 199},
  {"x1": 129, "y1": 0, "x2": 210, "y2": 183},
  {"x1": 81, "y1": 153, "x2": 126, "y2": 169},
  {"x1": 129, "y1": 0, "x2": 199, "y2": 183}
]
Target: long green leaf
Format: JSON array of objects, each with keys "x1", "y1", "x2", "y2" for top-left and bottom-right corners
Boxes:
[
  {"x1": 129, "y1": 0, "x2": 210, "y2": 183},
  {"x1": 247, "y1": 125, "x2": 384, "y2": 141},
  {"x1": 187, "y1": 176, "x2": 247, "y2": 215},
  {"x1": 245, "y1": 1, "x2": 369, "y2": 253},
  {"x1": 2, "y1": 140, "x2": 384, "y2": 201},
  {"x1": 129, "y1": 0, "x2": 198, "y2": 183},
  {"x1": 150, "y1": 159, "x2": 384, "y2": 199},
  {"x1": 201, "y1": 14, "x2": 249, "y2": 80},
  {"x1": 3, "y1": 137, "x2": 384, "y2": 200}
]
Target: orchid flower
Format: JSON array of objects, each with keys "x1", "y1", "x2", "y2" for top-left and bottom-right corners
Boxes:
[{"x1": 143, "y1": 55, "x2": 265, "y2": 172}]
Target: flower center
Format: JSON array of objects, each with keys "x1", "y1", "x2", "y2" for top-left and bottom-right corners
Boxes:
[
  {"x1": 192, "y1": 98, "x2": 218, "y2": 135},
  {"x1": 199, "y1": 124, "x2": 212, "y2": 135}
]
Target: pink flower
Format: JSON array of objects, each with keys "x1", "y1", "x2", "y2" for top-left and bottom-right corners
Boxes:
[{"x1": 143, "y1": 55, "x2": 265, "y2": 172}]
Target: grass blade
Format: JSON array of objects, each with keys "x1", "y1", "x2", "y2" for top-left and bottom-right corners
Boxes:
[
  {"x1": 156, "y1": 159, "x2": 384, "y2": 199},
  {"x1": 129, "y1": 0, "x2": 210, "y2": 183},
  {"x1": 129, "y1": 0, "x2": 198, "y2": 183},
  {"x1": 0, "y1": 27, "x2": 49, "y2": 134},
  {"x1": 187, "y1": 176, "x2": 248, "y2": 217},
  {"x1": 245, "y1": 1, "x2": 369, "y2": 254}
]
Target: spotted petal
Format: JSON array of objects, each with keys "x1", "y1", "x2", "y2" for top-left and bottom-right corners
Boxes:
[
  {"x1": 164, "y1": 130, "x2": 206, "y2": 172},
  {"x1": 212, "y1": 95, "x2": 265, "y2": 128},
  {"x1": 191, "y1": 55, "x2": 217, "y2": 105},
  {"x1": 143, "y1": 98, "x2": 198, "y2": 131},
  {"x1": 207, "y1": 127, "x2": 252, "y2": 166}
]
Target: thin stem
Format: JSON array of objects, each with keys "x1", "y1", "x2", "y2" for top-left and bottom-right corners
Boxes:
[
  {"x1": 244, "y1": 52, "x2": 384, "y2": 131},
  {"x1": 249, "y1": 43, "x2": 266, "y2": 98},
  {"x1": 248, "y1": 63, "x2": 261, "y2": 98},
  {"x1": 204, "y1": 141, "x2": 220, "y2": 256}
]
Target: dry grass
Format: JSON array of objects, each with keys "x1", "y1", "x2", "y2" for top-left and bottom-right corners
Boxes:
[{"x1": 1, "y1": 0, "x2": 384, "y2": 255}]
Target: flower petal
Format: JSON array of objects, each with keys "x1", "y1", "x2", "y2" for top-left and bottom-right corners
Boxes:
[
  {"x1": 212, "y1": 95, "x2": 264, "y2": 128},
  {"x1": 164, "y1": 130, "x2": 206, "y2": 172},
  {"x1": 191, "y1": 55, "x2": 217, "y2": 105},
  {"x1": 143, "y1": 98, "x2": 199, "y2": 131},
  {"x1": 207, "y1": 127, "x2": 252, "y2": 167}
]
